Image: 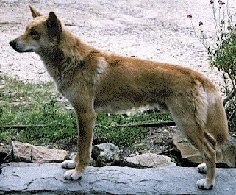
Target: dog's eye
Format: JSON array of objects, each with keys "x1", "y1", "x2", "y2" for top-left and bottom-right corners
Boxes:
[{"x1": 29, "y1": 29, "x2": 40, "y2": 40}]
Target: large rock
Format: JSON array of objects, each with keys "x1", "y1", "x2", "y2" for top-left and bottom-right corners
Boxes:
[
  {"x1": 91, "y1": 143, "x2": 121, "y2": 166},
  {"x1": 1, "y1": 163, "x2": 236, "y2": 194},
  {"x1": 222, "y1": 136, "x2": 236, "y2": 167},
  {"x1": 124, "y1": 153, "x2": 175, "y2": 168},
  {"x1": 0, "y1": 143, "x2": 12, "y2": 163},
  {"x1": 0, "y1": 143, "x2": 7, "y2": 163},
  {"x1": 12, "y1": 141, "x2": 68, "y2": 163},
  {"x1": 173, "y1": 133, "x2": 202, "y2": 166},
  {"x1": 173, "y1": 132, "x2": 236, "y2": 167}
]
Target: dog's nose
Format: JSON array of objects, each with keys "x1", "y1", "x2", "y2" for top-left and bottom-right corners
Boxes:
[
  {"x1": 9, "y1": 39, "x2": 21, "y2": 52},
  {"x1": 10, "y1": 40, "x2": 16, "y2": 48}
]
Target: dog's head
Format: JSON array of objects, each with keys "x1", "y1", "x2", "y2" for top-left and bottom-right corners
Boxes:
[{"x1": 10, "y1": 6, "x2": 62, "y2": 53}]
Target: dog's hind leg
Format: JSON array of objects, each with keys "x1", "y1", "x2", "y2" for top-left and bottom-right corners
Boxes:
[
  {"x1": 195, "y1": 94, "x2": 228, "y2": 189},
  {"x1": 195, "y1": 131, "x2": 216, "y2": 190},
  {"x1": 178, "y1": 123, "x2": 216, "y2": 190},
  {"x1": 168, "y1": 97, "x2": 217, "y2": 190},
  {"x1": 63, "y1": 110, "x2": 96, "y2": 180}
]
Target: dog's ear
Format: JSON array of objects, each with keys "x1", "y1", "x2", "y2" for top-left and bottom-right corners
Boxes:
[
  {"x1": 29, "y1": 5, "x2": 42, "y2": 18},
  {"x1": 46, "y1": 12, "x2": 62, "y2": 41}
]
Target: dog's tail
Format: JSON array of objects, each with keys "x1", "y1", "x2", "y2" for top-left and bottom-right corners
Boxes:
[
  {"x1": 206, "y1": 91, "x2": 236, "y2": 167},
  {"x1": 206, "y1": 91, "x2": 229, "y2": 146}
]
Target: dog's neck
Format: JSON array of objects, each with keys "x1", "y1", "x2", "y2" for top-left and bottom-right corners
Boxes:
[{"x1": 36, "y1": 29, "x2": 90, "y2": 81}]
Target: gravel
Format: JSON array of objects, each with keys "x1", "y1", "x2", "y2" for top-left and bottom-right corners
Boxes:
[{"x1": 1, "y1": 0, "x2": 236, "y2": 92}]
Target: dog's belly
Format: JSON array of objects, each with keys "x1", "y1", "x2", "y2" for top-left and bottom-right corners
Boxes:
[
  {"x1": 95, "y1": 101, "x2": 136, "y2": 113},
  {"x1": 94, "y1": 100, "x2": 166, "y2": 113}
]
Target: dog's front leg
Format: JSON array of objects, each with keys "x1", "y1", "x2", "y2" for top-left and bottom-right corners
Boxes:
[{"x1": 63, "y1": 110, "x2": 96, "y2": 180}]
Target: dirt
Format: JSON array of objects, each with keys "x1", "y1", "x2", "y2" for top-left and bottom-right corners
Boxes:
[
  {"x1": 2, "y1": 0, "x2": 236, "y2": 86},
  {"x1": 1, "y1": 0, "x2": 235, "y2": 160}
]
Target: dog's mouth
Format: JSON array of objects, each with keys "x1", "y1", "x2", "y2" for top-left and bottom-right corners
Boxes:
[{"x1": 9, "y1": 40, "x2": 35, "y2": 53}]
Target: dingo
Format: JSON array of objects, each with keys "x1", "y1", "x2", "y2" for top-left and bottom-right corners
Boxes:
[{"x1": 10, "y1": 6, "x2": 229, "y2": 190}]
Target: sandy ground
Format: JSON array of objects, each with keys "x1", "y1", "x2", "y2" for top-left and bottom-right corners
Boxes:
[{"x1": 1, "y1": 0, "x2": 236, "y2": 92}]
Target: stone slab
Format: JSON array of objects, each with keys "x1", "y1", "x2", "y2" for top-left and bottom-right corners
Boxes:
[
  {"x1": 0, "y1": 163, "x2": 236, "y2": 194},
  {"x1": 12, "y1": 141, "x2": 68, "y2": 163},
  {"x1": 124, "y1": 153, "x2": 175, "y2": 168}
]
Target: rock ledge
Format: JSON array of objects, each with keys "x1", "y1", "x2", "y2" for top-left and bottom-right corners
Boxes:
[{"x1": 0, "y1": 163, "x2": 235, "y2": 194}]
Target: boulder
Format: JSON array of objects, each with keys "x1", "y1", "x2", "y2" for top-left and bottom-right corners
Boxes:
[
  {"x1": 173, "y1": 132, "x2": 236, "y2": 167},
  {"x1": 91, "y1": 143, "x2": 121, "y2": 166},
  {"x1": 124, "y1": 153, "x2": 175, "y2": 168},
  {"x1": 173, "y1": 133, "x2": 202, "y2": 166},
  {"x1": 0, "y1": 143, "x2": 7, "y2": 162},
  {"x1": 1, "y1": 163, "x2": 236, "y2": 194},
  {"x1": 12, "y1": 141, "x2": 68, "y2": 163},
  {"x1": 0, "y1": 143, "x2": 11, "y2": 163},
  {"x1": 222, "y1": 136, "x2": 236, "y2": 167}
]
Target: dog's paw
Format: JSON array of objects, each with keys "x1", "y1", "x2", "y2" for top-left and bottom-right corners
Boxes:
[
  {"x1": 196, "y1": 179, "x2": 214, "y2": 190},
  {"x1": 64, "y1": 169, "x2": 82, "y2": 180},
  {"x1": 61, "y1": 160, "x2": 76, "y2": 169},
  {"x1": 197, "y1": 163, "x2": 207, "y2": 174}
]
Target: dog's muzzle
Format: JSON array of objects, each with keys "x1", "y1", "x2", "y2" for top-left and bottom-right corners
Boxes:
[
  {"x1": 10, "y1": 39, "x2": 23, "y2": 52},
  {"x1": 9, "y1": 39, "x2": 34, "y2": 53},
  {"x1": 10, "y1": 39, "x2": 21, "y2": 52}
]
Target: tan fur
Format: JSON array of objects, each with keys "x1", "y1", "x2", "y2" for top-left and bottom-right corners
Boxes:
[{"x1": 10, "y1": 6, "x2": 229, "y2": 190}]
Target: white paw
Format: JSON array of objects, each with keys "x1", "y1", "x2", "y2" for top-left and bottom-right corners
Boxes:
[
  {"x1": 196, "y1": 179, "x2": 214, "y2": 190},
  {"x1": 61, "y1": 160, "x2": 76, "y2": 169},
  {"x1": 197, "y1": 163, "x2": 207, "y2": 174},
  {"x1": 64, "y1": 169, "x2": 83, "y2": 180}
]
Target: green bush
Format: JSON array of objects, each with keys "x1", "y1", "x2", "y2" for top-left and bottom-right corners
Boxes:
[
  {"x1": 188, "y1": 1, "x2": 236, "y2": 130},
  {"x1": 207, "y1": 2, "x2": 236, "y2": 130}
]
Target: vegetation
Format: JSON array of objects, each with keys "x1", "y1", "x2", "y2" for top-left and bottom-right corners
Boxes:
[
  {"x1": 188, "y1": 0, "x2": 236, "y2": 130},
  {"x1": 208, "y1": 29, "x2": 236, "y2": 130},
  {"x1": 0, "y1": 76, "x2": 172, "y2": 151},
  {"x1": 207, "y1": 0, "x2": 236, "y2": 130}
]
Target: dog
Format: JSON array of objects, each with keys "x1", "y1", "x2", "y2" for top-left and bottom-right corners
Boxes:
[{"x1": 10, "y1": 6, "x2": 229, "y2": 190}]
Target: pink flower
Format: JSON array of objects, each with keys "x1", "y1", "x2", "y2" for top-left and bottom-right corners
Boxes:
[
  {"x1": 218, "y1": 0, "x2": 225, "y2": 5},
  {"x1": 187, "y1": 14, "x2": 192, "y2": 19}
]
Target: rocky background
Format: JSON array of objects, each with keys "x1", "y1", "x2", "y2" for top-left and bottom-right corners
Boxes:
[
  {"x1": 1, "y1": 0, "x2": 236, "y2": 194},
  {"x1": 1, "y1": 0, "x2": 236, "y2": 88}
]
